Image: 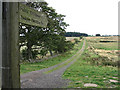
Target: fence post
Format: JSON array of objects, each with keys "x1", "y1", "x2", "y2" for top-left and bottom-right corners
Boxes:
[
  {"x1": 0, "y1": 0, "x2": 2, "y2": 89},
  {"x1": 2, "y1": 2, "x2": 20, "y2": 88}
]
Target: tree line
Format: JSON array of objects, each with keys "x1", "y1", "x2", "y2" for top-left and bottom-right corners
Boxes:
[
  {"x1": 19, "y1": 2, "x2": 74, "y2": 61},
  {"x1": 65, "y1": 32, "x2": 88, "y2": 37}
]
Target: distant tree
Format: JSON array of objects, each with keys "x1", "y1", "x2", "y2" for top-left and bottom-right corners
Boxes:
[
  {"x1": 80, "y1": 36, "x2": 83, "y2": 39},
  {"x1": 65, "y1": 32, "x2": 88, "y2": 37},
  {"x1": 96, "y1": 34, "x2": 101, "y2": 36}
]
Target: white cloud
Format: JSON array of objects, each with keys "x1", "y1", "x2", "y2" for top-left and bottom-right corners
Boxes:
[{"x1": 45, "y1": 0, "x2": 119, "y2": 35}]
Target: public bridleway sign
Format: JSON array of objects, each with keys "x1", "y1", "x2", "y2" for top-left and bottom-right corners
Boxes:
[
  {"x1": 1, "y1": 2, "x2": 48, "y2": 88},
  {"x1": 19, "y1": 3, "x2": 48, "y2": 28}
]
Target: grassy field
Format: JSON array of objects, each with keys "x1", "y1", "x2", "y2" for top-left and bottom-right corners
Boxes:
[
  {"x1": 63, "y1": 36, "x2": 119, "y2": 88},
  {"x1": 20, "y1": 36, "x2": 119, "y2": 88},
  {"x1": 86, "y1": 36, "x2": 118, "y2": 50},
  {"x1": 63, "y1": 59, "x2": 118, "y2": 88},
  {"x1": 87, "y1": 36, "x2": 119, "y2": 63},
  {"x1": 20, "y1": 40, "x2": 84, "y2": 74}
]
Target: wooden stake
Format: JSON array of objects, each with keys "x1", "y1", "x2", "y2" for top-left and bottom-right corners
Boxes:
[
  {"x1": 0, "y1": 0, "x2": 2, "y2": 89},
  {"x1": 2, "y1": 2, "x2": 20, "y2": 88}
]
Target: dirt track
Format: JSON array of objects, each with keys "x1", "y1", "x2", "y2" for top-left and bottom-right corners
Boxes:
[{"x1": 21, "y1": 40, "x2": 86, "y2": 88}]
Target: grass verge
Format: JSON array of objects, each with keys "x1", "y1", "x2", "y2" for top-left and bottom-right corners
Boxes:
[
  {"x1": 44, "y1": 40, "x2": 84, "y2": 74},
  {"x1": 62, "y1": 40, "x2": 119, "y2": 88},
  {"x1": 20, "y1": 40, "x2": 84, "y2": 75}
]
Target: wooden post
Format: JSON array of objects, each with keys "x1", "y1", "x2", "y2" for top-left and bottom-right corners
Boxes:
[
  {"x1": 118, "y1": 1, "x2": 120, "y2": 69},
  {"x1": 2, "y1": 2, "x2": 20, "y2": 88},
  {"x1": 119, "y1": 2, "x2": 120, "y2": 36},
  {"x1": 0, "y1": 0, "x2": 2, "y2": 89}
]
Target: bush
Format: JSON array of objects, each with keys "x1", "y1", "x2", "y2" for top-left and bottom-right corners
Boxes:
[
  {"x1": 74, "y1": 38, "x2": 79, "y2": 44},
  {"x1": 84, "y1": 51, "x2": 118, "y2": 67},
  {"x1": 32, "y1": 50, "x2": 39, "y2": 59},
  {"x1": 40, "y1": 48, "x2": 48, "y2": 58},
  {"x1": 64, "y1": 41, "x2": 74, "y2": 51},
  {"x1": 80, "y1": 36, "x2": 83, "y2": 40},
  {"x1": 21, "y1": 48, "x2": 28, "y2": 60},
  {"x1": 20, "y1": 48, "x2": 39, "y2": 60}
]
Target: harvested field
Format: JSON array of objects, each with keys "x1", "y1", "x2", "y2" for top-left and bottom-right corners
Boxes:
[
  {"x1": 66, "y1": 37, "x2": 80, "y2": 43},
  {"x1": 86, "y1": 36, "x2": 119, "y2": 67},
  {"x1": 94, "y1": 49, "x2": 118, "y2": 61}
]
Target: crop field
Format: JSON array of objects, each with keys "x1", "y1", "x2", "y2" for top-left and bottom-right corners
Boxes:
[
  {"x1": 86, "y1": 36, "x2": 119, "y2": 63},
  {"x1": 66, "y1": 37, "x2": 80, "y2": 43}
]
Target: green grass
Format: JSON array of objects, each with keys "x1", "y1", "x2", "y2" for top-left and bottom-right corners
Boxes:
[
  {"x1": 20, "y1": 40, "x2": 84, "y2": 75},
  {"x1": 92, "y1": 42, "x2": 118, "y2": 50},
  {"x1": 44, "y1": 57, "x2": 74, "y2": 74},
  {"x1": 62, "y1": 41, "x2": 119, "y2": 88},
  {"x1": 44, "y1": 40, "x2": 84, "y2": 74},
  {"x1": 20, "y1": 53, "x2": 74, "y2": 74},
  {"x1": 87, "y1": 37, "x2": 118, "y2": 50}
]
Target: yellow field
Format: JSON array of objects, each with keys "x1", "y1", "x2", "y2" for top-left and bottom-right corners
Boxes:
[
  {"x1": 86, "y1": 36, "x2": 119, "y2": 62},
  {"x1": 66, "y1": 37, "x2": 80, "y2": 43}
]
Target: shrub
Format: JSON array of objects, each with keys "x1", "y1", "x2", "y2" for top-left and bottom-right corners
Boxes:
[
  {"x1": 21, "y1": 48, "x2": 28, "y2": 60},
  {"x1": 40, "y1": 48, "x2": 48, "y2": 58},
  {"x1": 80, "y1": 36, "x2": 83, "y2": 40},
  {"x1": 74, "y1": 38, "x2": 79, "y2": 44},
  {"x1": 20, "y1": 48, "x2": 39, "y2": 60}
]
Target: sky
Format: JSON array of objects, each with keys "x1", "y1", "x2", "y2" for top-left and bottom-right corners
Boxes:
[{"x1": 45, "y1": 0, "x2": 119, "y2": 35}]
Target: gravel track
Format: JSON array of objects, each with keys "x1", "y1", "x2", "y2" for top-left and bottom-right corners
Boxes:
[{"x1": 21, "y1": 40, "x2": 86, "y2": 88}]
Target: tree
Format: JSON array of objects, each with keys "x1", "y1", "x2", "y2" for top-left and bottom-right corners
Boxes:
[
  {"x1": 40, "y1": 47, "x2": 48, "y2": 58},
  {"x1": 65, "y1": 32, "x2": 88, "y2": 37},
  {"x1": 53, "y1": 36, "x2": 74, "y2": 53},
  {"x1": 38, "y1": 2, "x2": 69, "y2": 56},
  {"x1": 19, "y1": 2, "x2": 70, "y2": 60},
  {"x1": 96, "y1": 34, "x2": 101, "y2": 36}
]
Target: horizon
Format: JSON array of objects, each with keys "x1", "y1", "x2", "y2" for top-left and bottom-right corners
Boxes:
[
  {"x1": 65, "y1": 31, "x2": 119, "y2": 36},
  {"x1": 46, "y1": 0, "x2": 118, "y2": 35}
]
